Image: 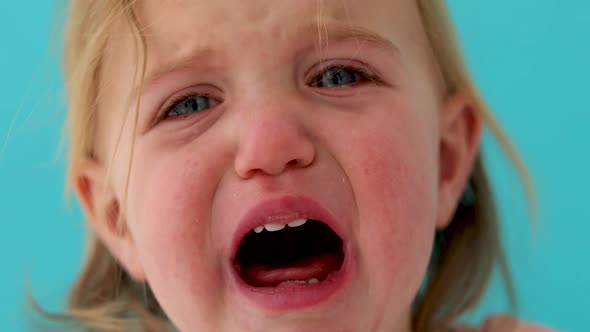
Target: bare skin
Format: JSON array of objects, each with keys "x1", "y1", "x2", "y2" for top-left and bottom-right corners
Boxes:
[{"x1": 75, "y1": 0, "x2": 483, "y2": 331}]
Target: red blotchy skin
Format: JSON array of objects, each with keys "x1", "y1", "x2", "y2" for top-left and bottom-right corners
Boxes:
[
  {"x1": 242, "y1": 253, "x2": 341, "y2": 287},
  {"x1": 93, "y1": 0, "x2": 456, "y2": 330}
]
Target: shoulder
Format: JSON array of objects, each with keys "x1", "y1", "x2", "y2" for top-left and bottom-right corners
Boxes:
[
  {"x1": 451, "y1": 315, "x2": 558, "y2": 332},
  {"x1": 481, "y1": 315, "x2": 557, "y2": 332}
]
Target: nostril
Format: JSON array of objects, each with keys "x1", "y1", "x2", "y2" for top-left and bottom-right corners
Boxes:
[
  {"x1": 289, "y1": 158, "x2": 313, "y2": 169},
  {"x1": 235, "y1": 137, "x2": 315, "y2": 177},
  {"x1": 247, "y1": 168, "x2": 263, "y2": 177}
]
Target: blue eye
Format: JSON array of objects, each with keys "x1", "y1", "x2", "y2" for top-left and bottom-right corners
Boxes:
[
  {"x1": 309, "y1": 66, "x2": 367, "y2": 88},
  {"x1": 166, "y1": 95, "x2": 218, "y2": 118}
]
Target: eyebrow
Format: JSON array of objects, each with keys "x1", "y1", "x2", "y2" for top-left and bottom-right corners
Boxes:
[
  {"x1": 308, "y1": 23, "x2": 401, "y2": 58},
  {"x1": 136, "y1": 23, "x2": 400, "y2": 96}
]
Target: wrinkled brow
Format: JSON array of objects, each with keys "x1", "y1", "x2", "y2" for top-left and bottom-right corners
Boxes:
[{"x1": 134, "y1": 22, "x2": 400, "y2": 98}]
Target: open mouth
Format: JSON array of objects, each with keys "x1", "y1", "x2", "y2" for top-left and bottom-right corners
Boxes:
[{"x1": 235, "y1": 219, "x2": 344, "y2": 287}]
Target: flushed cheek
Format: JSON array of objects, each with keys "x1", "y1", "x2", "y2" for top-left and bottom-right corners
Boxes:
[
  {"x1": 124, "y1": 146, "x2": 226, "y2": 327},
  {"x1": 339, "y1": 112, "x2": 437, "y2": 307}
]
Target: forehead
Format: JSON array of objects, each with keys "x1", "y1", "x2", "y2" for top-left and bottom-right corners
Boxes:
[
  {"x1": 98, "y1": 0, "x2": 435, "y2": 116},
  {"x1": 97, "y1": 0, "x2": 437, "y2": 156},
  {"x1": 134, "y1": 0, "x2": 415, "y2": 38},
  {"x1": 129, "y1": 0, "x2": 423, "y2": 73}
]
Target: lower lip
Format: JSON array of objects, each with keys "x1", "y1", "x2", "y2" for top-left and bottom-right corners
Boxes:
[{"x1": 230, "y1": 244, "x2": 352, "y2": 312}]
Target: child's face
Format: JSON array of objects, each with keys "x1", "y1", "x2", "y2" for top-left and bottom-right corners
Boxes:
[{"x1": 79, "y1": 0, "x2": 481, "y2": 331}]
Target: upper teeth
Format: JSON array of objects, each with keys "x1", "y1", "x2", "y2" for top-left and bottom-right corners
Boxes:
[{"x1": 253, "y1": 218, "x2": 307, "y2": 233}]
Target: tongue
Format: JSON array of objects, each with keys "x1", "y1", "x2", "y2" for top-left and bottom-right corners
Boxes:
[{"x1": 243, "y1": 253, "x2": 340, "y2": 287}]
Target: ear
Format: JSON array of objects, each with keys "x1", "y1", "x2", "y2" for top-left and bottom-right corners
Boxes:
[
  {"x1": 73, "y1": 158, "x2": 146, "y2": 282},
  {"x1": 436, "y1": 93, "x2": 483, "y2": 229}
]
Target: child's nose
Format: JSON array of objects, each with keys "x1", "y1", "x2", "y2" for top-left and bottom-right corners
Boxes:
[{"x1": 233, "y1": 107, "x2": 315, "y2": 179}]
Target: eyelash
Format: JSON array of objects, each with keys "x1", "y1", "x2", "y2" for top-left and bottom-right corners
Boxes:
[
  {"x1": 154, "y1": 91, "x2": 213, "y2": 125},
  {"x1": 155, "y1": 63, "x2": 382, "y2": 124},
  {"x1": 306, "y1": 63, "x2": 382, "y2": 86}
]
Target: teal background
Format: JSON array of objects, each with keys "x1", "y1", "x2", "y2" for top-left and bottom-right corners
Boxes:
[{"x1": 1, "y1": 1, "x2": 588, "y2": 331}]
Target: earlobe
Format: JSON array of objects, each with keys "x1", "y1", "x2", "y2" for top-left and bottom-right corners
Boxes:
[
  {"x1": 74, "y1": 159, "x2": 119, "y2": 232},
  {"x1": 73, "y1": 158, "x2": 146, "y2": 282},
  {"x1": 436, "y1": 93, "x2": 483, "y2": 229}
]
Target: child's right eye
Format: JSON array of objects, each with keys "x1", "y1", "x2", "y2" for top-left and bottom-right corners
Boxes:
[{"x1": 156, "y1": 93, "x2": 221, "y2": 124}]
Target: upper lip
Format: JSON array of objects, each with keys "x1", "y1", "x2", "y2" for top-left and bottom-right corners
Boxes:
[{"x1": 230, "y1": 194, "x2": 346, "y2": 264}]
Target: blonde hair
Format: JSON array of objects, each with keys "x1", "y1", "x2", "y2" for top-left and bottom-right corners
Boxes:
[{"x1": 45, "y1": 0, "x2": 533, "y2": 331}]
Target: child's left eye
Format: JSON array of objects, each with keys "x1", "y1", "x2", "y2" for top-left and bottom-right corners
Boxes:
[{"x1": 308, "y1": 65, "x2": 375, "y2": 88}]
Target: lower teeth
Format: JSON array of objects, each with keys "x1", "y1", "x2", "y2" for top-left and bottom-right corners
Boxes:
[{"x1": 277, "y1": 278, "x2": 320, "y2": 286}]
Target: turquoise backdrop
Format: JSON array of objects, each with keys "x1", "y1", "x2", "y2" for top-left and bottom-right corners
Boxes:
[{"x1": 1, "y1": 1, "x2": 588, "y2": 331}]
